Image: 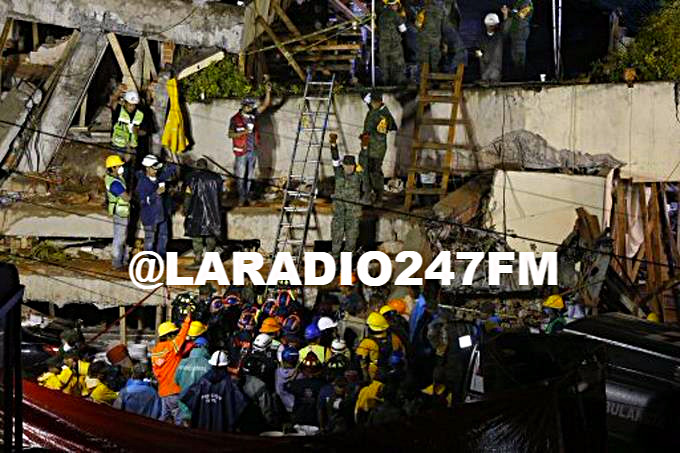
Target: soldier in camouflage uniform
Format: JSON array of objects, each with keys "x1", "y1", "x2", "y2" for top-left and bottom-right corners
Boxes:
[
  {"x1": 502, "y1": 1, "x2": 533, "y2": 79},
  {"x1": 329, "y1": 133, "x2": 364, "y2": 259},
  {"x1": 378, "y1": 0, "x2": 407, "y2": 85},
  {"x1": 360, "y1": 89, "x2": 397, "y2": 205},
  {"x1": 415, "y1": 0, "x2": 446, "y2": 72}
]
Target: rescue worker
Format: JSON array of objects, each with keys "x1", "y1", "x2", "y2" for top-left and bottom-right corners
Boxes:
[
  {"x1": 285, "y1": 351, "x2": 327, "y2": 427},
  {"x1": 319, "y1": 376, "x2": 353, "y2": 433},
  {"x1": 329, "y1": 133, "x2": 364, "y2": 260},
  {"x1": 151, "y1": 314, "x2": 192, "y2": 425},
  {"x1": 104, "y1": 155, "x2": 130, "y2": 270},
  {"x1": 415, "y1": 0, "x2": 446, "y2": 73},
  {"x1": 113, "y1": 363, "x2": 162, "y2": 419},
  {"x1": 238, "y1": 352, "x2": 280, "y2": 433},
  {"x1": 85, "y1": 361, "x2": 119, "y2": 405},
  {"x1": 475, "y1": 13, "x2": 504, "y2": 84},
  {"x1": 299, "y1": 323, "x2": 327, "y2": 365},
  {"x1": 227, "y1": 82, "x2": 272, "y2": 206},
  {"x1": 275, "y1": 346, "x2": 300, "y2": 414},
  {"x1": 420, "y1": 366, "x2": 452, "y2": 409},
  {"x1": 360, "y1": 90, "x2": 397, "y2": 205},
  {"x1": 111, "y1": 90, "x2": 144, "y2": 155},
  {"x1": 136, "y1": 154, "x2": 178, "y2": 257},
  {"x1": 175, "y1": 336, "x2": 211, "y2": 424},
  {"x1": 543, "y1": 294, "x2": 567, "y2": 334},
  {"x1": 442, "y1": 23, "x2": 467, "y2": 73},
  {"x1": 378, "y1": 0, "x2": 407, "y2": 85},
  {"x1": 356, "y1": 312, "x2": 405, "y2": 382},
  {"x1": 502, "y1": 1, "x2": 533, "y2": 79},
  {"x1": 183, "y1": 158, "x2": 223, "y2": 270},
  {"x1": 325, "y1": 339, "x2": 351, "y2": 380},
  {"x1": 181, "y1": 350, "x2": 247, "y2": 432}
]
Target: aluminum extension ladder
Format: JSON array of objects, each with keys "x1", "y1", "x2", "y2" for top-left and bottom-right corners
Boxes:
[{"x1": 272, "y1": 72, "x2": 335, "y2": 270}]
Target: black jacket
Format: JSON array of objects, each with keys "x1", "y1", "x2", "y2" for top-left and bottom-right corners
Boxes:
[
  {"x1": 183, "y1": 168, "x2": 223, "y2": 237},
  {"x1": 181, "y1": 368, "x2": 246, "y2": 432},
  {"x1": 285, "y1": 377, "x2": 327, "y2": 427}
]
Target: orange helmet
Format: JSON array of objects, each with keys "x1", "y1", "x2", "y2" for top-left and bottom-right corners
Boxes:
[
  {"x1": 260, "y1": 317, "x2": 282, "y2": 334},
  {"x1": 388, "y1": 298, "x2": 407, "y2": 315}
]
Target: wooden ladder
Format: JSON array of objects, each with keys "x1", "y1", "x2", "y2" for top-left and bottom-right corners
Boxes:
[{"x1": 404, "y1": 63, "x2": 473, "y2": 210}]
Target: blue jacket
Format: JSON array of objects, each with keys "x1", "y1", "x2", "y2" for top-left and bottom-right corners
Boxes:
[
  {"x1": 113, "y1": 379, "x2": 162, "y2": 419},
  {"x1": 176, "y1": 347, "x2": 211, "y2": 421},
  {"x1": 136, "y1": 164, "x2": 178, "y2": 226}
]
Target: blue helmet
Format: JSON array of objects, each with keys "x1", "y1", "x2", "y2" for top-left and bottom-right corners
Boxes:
[
  {"x1": 281, "y1": 346, "x2": 300, "y2": 365},
  {"x1": 304, "y1": 323, "x2": 321, "y2": 341},
  {"x1": 389, "y1": 350, "x2": 405, "y2": 368},
  {"x1": 193, "y1": 336, "x2": 209, "y2": 347}
]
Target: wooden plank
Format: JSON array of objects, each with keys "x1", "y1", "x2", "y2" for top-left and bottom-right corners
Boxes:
[
  {"x1": 272, "y1": 0, "x2": 302, "y2": 38},
  {"x1": 297, "y1": 54, "x2": 357, "y2": 62},
  {"x1": 291, "y1": 44, "x2": 361, "y2": 52},
  {"x1": 420, "y1": 94, "x2": 460, "y2": 104},
  {"x1": 421, "y1": 117, "x2": 468, "y2": 126},
  {"x1": 32, "y1": 22, "x2": 39, "y2": 51},
  {"x1": 177, "y1": 51, "x2": 225, "y2": 80},
  {"x1": 141, "y1": 37, "x2": 158, "y2": 82},
  {"x1": 78, "y1": 93, "x2": 87, "y2": 128},
  {"x1": 119, "y1": 305, "x2": 127, "y2": 344},
  {"x1": 628, "y1": 243, "x2": 645, "y2": 283},
  {"x1": 257, "y1": 15, "x2": 305, "y2": 82},
  {"x1": 639, "y1": 185, "x2": 662, "y2": 317},
  {"x1": 428, "y1": 72, "x2": 459, "y2": 81},
  {"x1": 161, "y1": 41, "x2": 175, "y2": 67},
  {"x1": 612, "y1": 181, "x2": 627, "y2": 275},
  {"x1": 650, "y1": 183, "x2": 676, "y2": 322},
  {"x1": 106, "y1": 33, "x2": 137, "y2": 91}
]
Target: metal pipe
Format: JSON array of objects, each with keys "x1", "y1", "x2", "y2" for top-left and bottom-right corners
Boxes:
[
  {"x1": 557, "y1": 0, "x2": 563, "y2": 78},
  {"x1": 551, "y1": 0, "x2": 557, "y2": 77},
  {"x1": 371, "y1": 0, "x2": 375, "y2": 87}
]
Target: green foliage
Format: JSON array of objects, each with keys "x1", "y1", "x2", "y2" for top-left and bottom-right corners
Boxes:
[
  {"x1": 591, "y1": 1, "x2": 680, "y2": 82},
  {"x1": 180, "y1": 58, "x2": 253, "y2": 103}
]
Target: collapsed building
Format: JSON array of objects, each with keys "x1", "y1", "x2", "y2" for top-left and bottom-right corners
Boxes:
[{"x1": 0, "y1": 0, "x2": 678, "y2": 347}]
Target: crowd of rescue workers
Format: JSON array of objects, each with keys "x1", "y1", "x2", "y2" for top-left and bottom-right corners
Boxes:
[{"x1": 36, "y1": 279, "x2": 513, "y2": 435}]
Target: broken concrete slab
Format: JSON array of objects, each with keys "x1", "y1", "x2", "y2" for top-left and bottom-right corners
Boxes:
[
  {"x1": 1, "y1": 0, "x2": 245, "y2": 53},
  {"x1": 23, "y1": 32, "x2": 106, "y2": 172},
  {"x1": 487, "y1": 171, "x2": 607, "y2": 252},
  {"x1": 28, "y1": 37, "x2": 69, "y2": 66},
  {"x1": 0, "y1": 80, "x2": 41, "y2": 167},
  {"x1": 433, "y1": 176, "x2": 490, "y2": 222},
  {"x1": 395, "y1": 224, "x2": 433, "y2": 281}
]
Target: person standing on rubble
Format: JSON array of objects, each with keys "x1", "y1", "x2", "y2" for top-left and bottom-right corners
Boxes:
[
  {"x1": 360, "y1": 89, "x2": 397, "y2": 206},
  {"x1": 415, "y1": 0, "x2": 446, "y2": 74},
  {"x1": 475, "y1": 13, "x2": 504, "y2": 84},
  {"x1": 136, "y1": 154, "x2": 178, "y2": 257},
  {"x1": 329, "y1": 133, "x2": 364, "y2": 260},
  {"x1": 183, "y1": 158, "x2": 223, "y2": 270},
  {"x1": 378, "y1": 0, "x2": 408, "y2": 86},
  {"x1": 502, "y1": 1, "x2": 533, "y2": 79},
  {"x1": 228, "y1": 82, "x2": 272, "y2": 206},
  {"x1": 111, "y1": 89, "x2": 145, "y2": 156},
  {"x1": 104, "y1": 155, "x2": 130, "y2": 270}
]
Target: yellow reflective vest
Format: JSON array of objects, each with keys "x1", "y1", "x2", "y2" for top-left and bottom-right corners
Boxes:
[{"x1": 112, "y1": 108, "x2": 144, "y2": 148}]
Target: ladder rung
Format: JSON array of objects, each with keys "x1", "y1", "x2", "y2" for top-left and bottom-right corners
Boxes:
[
  {"x1": 421, "y1": 118, "x2": 467, "y2": 126},
  {"x1": 305, "y1": 97, "x2": 331, "y2": 101},
  {"x1": 420, "y1": 95, "x2": 459, "y2": 104},
  {"x1": 408, "y1": 165, "x2": 448, "y2": 174},
  {"x1": 300, "y1": 128, "x2": 325, "y2": 133},
  {"x1": 278, "y1": 239, "x2": 309, "y2": 245},
  {"x1": 283, "y1": 206, "x2": 309, "y2": 212},
  {"x1": 281, "y1": 223, "x2": 308, "y2": 229},
  {"x1": 428, "y1": 72, "x2": 460, "y2": 81},
  {"x1": 307, "y1": 81, "x2": 334, "y2": 85},
  {"x1": 293, "y1": 160, "x2": 320, "y2": 164},
  {"x1": 286, "y1": 190, "x2": 314, "y2": 197},
  {"x1": 290, "y1": 175, "x2": 317, "y2": 182},
  {"x1": 405, "y1": 187, "x2": 446, "y2": 195}
]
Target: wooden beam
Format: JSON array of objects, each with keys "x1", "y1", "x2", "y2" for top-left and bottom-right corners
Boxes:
[
  {"x1": 612, "y1": 181, "x2": 627, "y2": 275},
  {"x1": 291, "y1": 44, "x2": 361, "y2": 52},
  {"x1": 272, "y1": 0, "x2": 302, "y2": 38},
  {"x1": 639, "y1": 185, "x2": 660, "y2": 315},
  {"x1": 106, "y1": 33, "x2": 137, "y2": 91},
  {"x1": 0, "y1": 18, "x2": 15, "y2": 91},
  {"x1": 257, "y1": 15, "x2": 305, "y2": 81},
  {"x1": 79, "y1": 93, "x2": 87, "y2": 127},
  {"x1": 141, "y1": 37, "x2": 157, "y2": 84},
  {"x1": 119, "y1": 305, "x2": 127, "y2": 344},
  {"x1": 628, "y1": 243, "x2": 645, "y2": 284},
  {"x1": 32, "y1": 22, "x2": 39, "y2": 51},
  {"x1": 177, "y1": 51, "x2": 225, "y2": 80}
]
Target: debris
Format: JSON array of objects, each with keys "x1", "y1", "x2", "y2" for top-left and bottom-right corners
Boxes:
[
  {"x1": 28, "y1": 240, "x2": 67, "y2": 262},
  {"x1": 396, "y1": 224, "x2": 432, "y2": 281},
  {"x1": 378, "y1": 240, "x2": 404, "y2": 256},
  {"x1": 0, "y1": 81, "x2": 42, "y2": 167},
  {"x1": 433, "y1": 176, "x2": 490, "y2": 221},
  {"x1": 28, "y1": 37, "x2": 70, "y2": 66}
]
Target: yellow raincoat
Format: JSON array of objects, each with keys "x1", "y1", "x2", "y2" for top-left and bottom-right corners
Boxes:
[{"x1": 161, "y1": 78, "x2": 189, "y2": 154}]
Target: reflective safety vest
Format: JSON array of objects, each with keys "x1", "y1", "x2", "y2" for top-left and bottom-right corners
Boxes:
[
  {"x1": 104, "y1": 174, "x2": 130, "y2": 218},
  {"x1": 298, "y1": 344, "x2": 327, "y2": 364},
  {"x1": 112, "y1": 108, "x2": 144, "y2": 148}
]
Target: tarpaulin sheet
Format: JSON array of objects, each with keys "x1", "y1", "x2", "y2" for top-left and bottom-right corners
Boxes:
[{"x1": 15, "y1": 378, "x2": 604, "y2": 453}]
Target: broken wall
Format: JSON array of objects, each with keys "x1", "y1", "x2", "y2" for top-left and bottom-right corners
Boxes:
[
  {"x1": 186, "y1": 82, "x2": 679, "y2": 181},
  {"x1": 487, "y1": 171, "x2": 607, "y2": 252}
]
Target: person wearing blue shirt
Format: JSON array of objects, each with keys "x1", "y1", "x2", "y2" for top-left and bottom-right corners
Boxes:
[
  {"x1": 136, "y1": 154, "x2": 178, "y2": 257},
  {"x1": 113, "y1": 363, "x2": 162, "y2": 419},
  {"x1": 104, "y1": 155, "x2": 131, "y2": 270}
]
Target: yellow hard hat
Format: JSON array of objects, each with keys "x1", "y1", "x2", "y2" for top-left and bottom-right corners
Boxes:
[
  {"x1": 543, "y1": 295, "x2": 565, "y2": 310},
  {"x1": 260, "y1": 317, "x2": 282, "y2": 334},
  {"x1": 188, "y1": 321, "x2": 207, "y2": 337},
  {"x1": 367, "y1": 312, "x2": 389, "y2": 332},
  {"x1": 379, "y1": 305, "x2": 396, "y2": 316},
  {"x1": 106, "y1": 155, "x2": 125, "y2": 168},
  {"x1": 647, "y1": 312, "x2": 660, "y2": 323},
  {"x1": 158, "y1": 321, "x2": 179, "y2": 338}
]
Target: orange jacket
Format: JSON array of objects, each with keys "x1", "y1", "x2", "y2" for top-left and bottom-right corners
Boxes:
[{"x1": 152, "y1": 315, "x2": 191, "y2": 397}]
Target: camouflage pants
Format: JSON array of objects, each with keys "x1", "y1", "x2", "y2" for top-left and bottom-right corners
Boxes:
[
  {"x1": 417, "y1": 37, "x2": 441, "y2": 70},
  {"x1": 331, "y1": 203, "x2": 360, "y2": 258},
  {"x1": 380, "y1": 46, "x2": 406, "y2": 85},
  {"x1": 359, "y1": 150, "x2": 384, "y2": 200},
  {"x1": 510, "y1": 27, "x2": 530, "y2": 78},
  {"x1": 191, "y1": 236, "x2": 217, "y2": 263}
]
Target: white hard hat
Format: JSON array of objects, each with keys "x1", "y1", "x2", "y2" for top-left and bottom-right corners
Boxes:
[
  {"x1": 141, "y1": 154, "x2": 159, "y2": 168},
  {"x1": 208, "y1": 350, "x2": 230, "y2": 367},
  {"x1": 331, "y1": 339, "x2": 347, "y2": 354},
  {"x1": 123, "y1": 90, "x2": 140, "y2": 105},
  {"x1": 317, "y1": 316, "x2": 337, "y2": 332},
  {"x1": 484, "y1": 13, "x2": 500, "y2": 26},
  {"x1": 252, "y1": 333, "x2": 272, "y2": 352}
]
